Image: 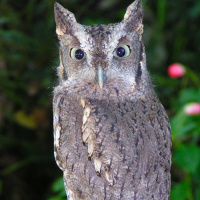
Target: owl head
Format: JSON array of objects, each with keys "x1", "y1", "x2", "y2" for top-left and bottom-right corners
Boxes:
[{"x1": 54, "y1": 0, "x2": 150, "y2": 98}]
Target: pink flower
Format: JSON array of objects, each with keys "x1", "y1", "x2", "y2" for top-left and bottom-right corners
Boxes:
[
  {"x1": 168, "y1": 63, "x2": 185, "y2": 78},
  {"x1": 184, "y1": 103, "x2": 200, "y2": 116}
]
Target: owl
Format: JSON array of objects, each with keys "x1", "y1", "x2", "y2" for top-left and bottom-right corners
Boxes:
[{"x1": 53, "y1": 0, "x2": 171, "y2": 199}]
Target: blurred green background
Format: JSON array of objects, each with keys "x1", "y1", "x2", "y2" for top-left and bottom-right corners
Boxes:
[{"x1": 0, "y1": 0, "x2": 200, "y2": 199}]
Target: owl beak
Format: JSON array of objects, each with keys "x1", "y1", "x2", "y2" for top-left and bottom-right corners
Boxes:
[{"x1": 98, "y1": 66, "x2": 104, "y2": 89}]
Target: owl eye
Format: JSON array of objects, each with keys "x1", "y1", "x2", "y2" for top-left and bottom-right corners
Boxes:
[
  {"x1": 70, "y1": 48, "x2": 85, "y2": 60},
  {"x1": 114, "y1": 45, "x2": 131, "y2": 58}
]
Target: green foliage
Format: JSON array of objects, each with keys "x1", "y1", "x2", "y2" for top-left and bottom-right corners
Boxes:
[
  {"x1": 171, "y1": 179, "x2": 193, "y2": 200},
  {"x1": 171, "y1": 88, "x2": 200, "y2": 139},
  {"x1": 0, "y1": 0, "x2": 200, "y2": 200},
  {"x1": 170, "y1": 87, "x2": 200, "y2": 200},
  {"x1": 174, "y1": 144, "x2": 200, "y2": 174},
  {"x1": 48, "y1": 177, "x2": 66, "y2": 200}
]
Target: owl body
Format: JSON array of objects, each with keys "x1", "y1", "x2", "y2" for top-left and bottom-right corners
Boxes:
[{"x1": 53, "y1": 1, "x2": 171, "y2": 200}]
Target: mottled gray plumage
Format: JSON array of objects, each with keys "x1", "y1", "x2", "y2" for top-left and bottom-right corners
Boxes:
[{"x1": 53, "y1": 0, "x2": 171, "y2": 199}]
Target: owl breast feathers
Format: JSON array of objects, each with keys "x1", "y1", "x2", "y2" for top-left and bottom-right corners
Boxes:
[{"x1": 53, "y1": 0, "x2": 171, "y2": 199}]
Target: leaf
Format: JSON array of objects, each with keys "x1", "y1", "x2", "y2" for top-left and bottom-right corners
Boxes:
[
  {"x1": 48, "y1": 197, "x2": 66, "y2": 200},
  {"x1": 171, "y1": 181, "x2": 192, "y2": 200},
  {"x1": 170, "y1": 110, "x2": 187, "y2": 138},
  {"x1": 179, "y1": 88, "x2": 200, "y2": 106},
  {"x1": 14, "y1": 110, "x2": 37, "y2": 129},
  {"x1": 48, "y1": 177, "x2": 66, "y2": 199},
  {"x1": 195, "y1": 187, "x2": 200, "y2": 200},
  {"x1": 189, "y1": 2, "x2": 200, "y2": 18},
  {"x1": 173, "y1": 144, "x2": 200, "y2": 173},
  {"x1": 52, "y1": 177, "x2": 65, "y2": 194},
  {"x1": 171, "y1": 108, "x2": 199, "y2": 139}
]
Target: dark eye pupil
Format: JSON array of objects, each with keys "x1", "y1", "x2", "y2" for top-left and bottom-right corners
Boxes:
[
  {"x1": 116, "y1": 47, "x2": 125, "y2": 57},
  {"x1": 75, "y1": 49, "x2": 84, "y2": 59}
]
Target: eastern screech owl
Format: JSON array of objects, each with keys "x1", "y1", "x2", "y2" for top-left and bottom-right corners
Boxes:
[{"x1": 53, "y1": 0, "x2": 171, "y2": 199}]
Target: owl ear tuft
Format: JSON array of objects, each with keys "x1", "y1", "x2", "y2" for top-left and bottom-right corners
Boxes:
[
  {"x1": 123, "y1": 0, "x2": 143, "y2": 35},
  {"x1": 54, "y1": 2, "x2": 77, "y2": 39}
]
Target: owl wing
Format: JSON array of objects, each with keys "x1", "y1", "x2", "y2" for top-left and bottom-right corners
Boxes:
[{"x1": 53, "y1": 90, "x2": 109, "y2": 200}]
